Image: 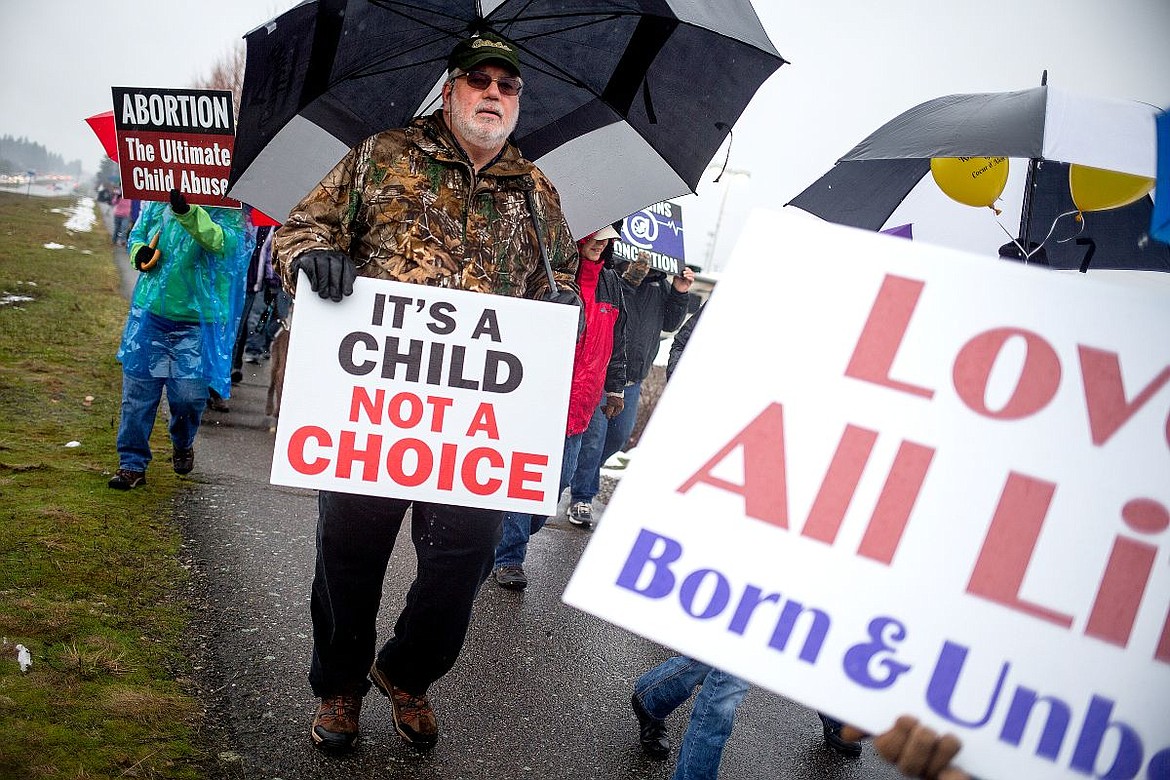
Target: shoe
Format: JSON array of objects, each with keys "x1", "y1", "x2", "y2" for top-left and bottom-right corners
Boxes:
[
  {"x1": 631, "y1": 693, "x2": 670, "y2": 759},
  {"x1": 493, "y1": 565, "x2": 528, "y2": 590},
  {"x1": 207, "y1": 396, "x2": 230, "y2": 412},
  {"x1": 819, "y1": 713, "x2": 862, "y2": 758},
  {"x1": 369, "y1": 663, "x2": 438, "y2": 749},
  {"x1": 311, "y1": 693, "x2": 361, "y2": 752},
  {"x1": 172, "y1": 447, "x2": 194, "y2": 475},
  {"x1": 107, "y1": 469, "x2": 146, "y2": 490},
  {"x1": 567, "y1": 501, "x2": 593, "y2": 528}
]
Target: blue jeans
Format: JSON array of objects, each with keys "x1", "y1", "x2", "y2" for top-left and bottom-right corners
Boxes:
[
  {"x1": 115, "y1": 373, "x2": 208, "y2": 472},
  {"x1": 570, "y1": 380, "x2": 642, "y2": 503},
  {"x1": 115, "y1": 314, "x2": 209, "y2": 472},
  {"x1": 494, "y1": 432, "x2": 584, "y2": 568},
  {"x1": 633, "y1": 656, "x2": 750, "y2": 780}
]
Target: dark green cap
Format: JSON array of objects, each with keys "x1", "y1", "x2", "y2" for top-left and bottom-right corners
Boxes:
[{"x1": 447, "y1": 32, "x2": 521, "y2": 76}]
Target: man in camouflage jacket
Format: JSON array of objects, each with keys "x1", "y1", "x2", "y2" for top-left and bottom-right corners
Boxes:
[{"x1": 273, "y1": 32, "x2": 579, "y2": 755}]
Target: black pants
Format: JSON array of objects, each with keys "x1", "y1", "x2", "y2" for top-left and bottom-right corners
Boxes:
[{"x1": 309, "y1": 491, "x2": 503, "y2": 697}]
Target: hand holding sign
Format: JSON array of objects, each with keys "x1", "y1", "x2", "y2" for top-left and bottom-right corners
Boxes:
[
  {"x1": 293, "y1": 251, "x2": 357, "y2": 302},
  {"x1": 169, "y1": 188, "x2": 189, "y2": 215}
]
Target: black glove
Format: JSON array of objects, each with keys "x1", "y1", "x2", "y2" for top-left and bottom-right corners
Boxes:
[
  {"x1": 169, "y1": 188, "x2": 189, "y2": 215},
  {"x1": 292, "y1": 250, "x2": 356, "y2": 302},
  {"x1": 543, "y1": 288, "x2": 585, "y2": 338},
  {"x1": 133, "y1": 244, "x2": 157, "y2": 271}
]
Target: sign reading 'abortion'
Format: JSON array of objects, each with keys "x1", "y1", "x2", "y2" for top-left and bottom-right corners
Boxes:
[
  {"x1": 111, "y1": 86, "x2": 239, "y2": 207},
  {"x1": 271, "y1": 275, "x2": 576, "y2": 515},
  {"x1": 564, "y1": 210, "x2": 1170, "y2": 780}
]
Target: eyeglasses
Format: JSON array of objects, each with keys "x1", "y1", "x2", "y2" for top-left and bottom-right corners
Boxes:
[{"x1": 455, "y1": 70, "x2": 524, "y2": 97}]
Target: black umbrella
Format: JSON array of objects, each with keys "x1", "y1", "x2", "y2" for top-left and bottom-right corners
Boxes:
[
  {"x1": 227, "y1": 0, "x2": 785, "y2": 238},
  {"x1": 787, "y1": 85, "x2": 1169, "y2": 272}
]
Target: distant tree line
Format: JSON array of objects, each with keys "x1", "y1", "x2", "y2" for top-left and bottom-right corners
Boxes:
[{"x1": 0, "y1": 135, "x2": 83, "y2": 177}]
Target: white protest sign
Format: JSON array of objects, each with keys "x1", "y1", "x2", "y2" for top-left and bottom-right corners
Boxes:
[
  {"x1": 563, "y1": 209, "x2": 1170, "y2": 780},
  {"x1": 272, "y1": 275, "x2": 577, "y2": 514}
]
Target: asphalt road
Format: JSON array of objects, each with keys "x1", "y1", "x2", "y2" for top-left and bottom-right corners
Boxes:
[{"x1": 107, "y1": 206, "x2": 905, "y2": 780}]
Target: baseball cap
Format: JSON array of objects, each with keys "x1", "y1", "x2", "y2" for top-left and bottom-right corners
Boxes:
[
  {"x1": 589, "y1": 225, "x2": 620, "y2": 241},
  {"x1": 448, "y1": 32, "x2": 521, "y2": 76}
]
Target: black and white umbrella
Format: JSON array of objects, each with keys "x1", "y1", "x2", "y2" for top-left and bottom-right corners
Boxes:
[
  {"x1": 227, "y1": 0, "x2": 785, "y2": 238},
  {"x1": 788, "y1": 85, "x2": 1170, "y2": 272}
]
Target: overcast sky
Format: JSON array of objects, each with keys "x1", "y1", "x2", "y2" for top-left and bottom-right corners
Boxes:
[{"x1": 2, "y1": 0, "x2": 1168, "y2": 269}]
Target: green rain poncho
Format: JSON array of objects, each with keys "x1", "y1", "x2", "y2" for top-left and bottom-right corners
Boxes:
[{"x1": 117, "y1": 201, "x2": 253, "y2": 397}]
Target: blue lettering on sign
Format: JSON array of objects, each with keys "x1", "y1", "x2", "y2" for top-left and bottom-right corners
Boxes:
[
  {"x1": 923, "y1": 639, "x2": 1170, "y2": 778},
  {"x1": 615, "y1": 528, "x2": 830, "y2": 664},
  {"x1": 613, "y1": 528, "x2": 1170, "y2": 778}
]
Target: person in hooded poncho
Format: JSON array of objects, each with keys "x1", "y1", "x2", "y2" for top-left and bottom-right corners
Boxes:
[{"x1": 107, "y1": 188, "x2": 251, "y2": 490}]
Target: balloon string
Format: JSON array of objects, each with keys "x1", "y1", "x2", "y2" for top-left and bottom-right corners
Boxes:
[
  {"x1": 1053, "y1": 210, "x2": 1086, "y2": 244},
  {"x1": 994, "y1": 208, "x2": 1080, "y2": 261},
  {"x1": 994, "y1": 220, "x2": 1028, "y2": 258}
]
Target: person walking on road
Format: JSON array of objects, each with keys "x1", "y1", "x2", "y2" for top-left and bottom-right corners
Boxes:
[
  {"x1": 107, "y1": 189, "x2": 251, "y2": 489},
  {"x1": 273, "y1": 31, "x2": 579, "y2": 754},
  {"x1": 566, "y1": 249, "x2": 692, "y2": 527},
  {"x1": 492, "y1": 224, "x2": 627, "y2": 590},
  {"x1": 631, "y1": 302, "x2": 862, "y2": 778}
]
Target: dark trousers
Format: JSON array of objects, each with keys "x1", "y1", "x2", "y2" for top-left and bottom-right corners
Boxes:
[{"x1": 309, "y1": 491, "x2": 503, "y2": 698}]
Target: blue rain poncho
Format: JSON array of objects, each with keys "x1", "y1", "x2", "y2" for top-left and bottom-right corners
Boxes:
[{"x1": 117, "y1": 202, "x2": 253, "y2": 397}]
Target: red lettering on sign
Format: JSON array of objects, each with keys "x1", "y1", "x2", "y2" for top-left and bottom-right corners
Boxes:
[
  {"x1": 466, "y1": 402, "x2": 500, "y2": 439},
  {"x1": 966, "y1": 472, "x2": 1074, "y2": 627},
  {"x1": 509, "y1": 451, "x2": 548, "y2": 501},
  {"x1": 953, "y1": 328, "x2": 1061, "y2": 419},
  {"x1": 437, "y1": 442, "x2": 458, "y2": 491},
  {"x1": 288, "y1": 425, "x2": 332, "y2": 475},
  {"x1": 802, "y1": 424, "x2": 877, "y2": 544},
  {"x1": 856, "y1": 440, "x2": 935, "y2": 564},
  {"x1": 1079, "y1": 346, "x2": 1170, "y2": 447},
  {"x1": 1086, "y1": 498, "x2": 1170, "y2": 650},
  {"x1": 337, "y1": 430, "x2": 382, "y2": 481},
  {"x1": 677, "y1": 403, "x2": 788, "y2": 526},
  {"x1": 462, "y1": 447, "x2": 504, "y2": 495},
  {"x1": 844, "y1": 275, "x2": 935, "y2": 399}
]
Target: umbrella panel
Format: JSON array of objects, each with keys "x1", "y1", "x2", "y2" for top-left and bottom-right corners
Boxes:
[
  {"x1": 791, "y1": 158, "x2": 1170, "y2": 272},
  {"x1": 229, "y1": 0, "x2": 785, "y2": 235}
]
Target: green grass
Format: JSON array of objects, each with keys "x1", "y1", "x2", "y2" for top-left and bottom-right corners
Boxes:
[{"x1": 0, "y1": 191, "x2": 201, "y2": 779}]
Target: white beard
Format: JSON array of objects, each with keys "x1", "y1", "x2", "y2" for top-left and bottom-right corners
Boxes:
[{"x1": 449, "y1": 99, "x2": 517, "y2": 150}]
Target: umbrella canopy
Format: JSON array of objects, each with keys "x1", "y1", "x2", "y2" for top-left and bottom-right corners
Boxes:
[
  {"x1": 226, "y1": 0, "x2": 785, "y2": 238},
  {"x1": 788, "y1": 85, "x2": 1170, "y2": 272}
]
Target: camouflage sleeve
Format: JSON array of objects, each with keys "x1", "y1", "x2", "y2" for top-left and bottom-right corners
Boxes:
[
  {"x1": 523, "y1": 171, "x2": 579, "y2": 300},
  {"x1": 273, "y1": 144, "x2": 362, "y2": 293}
]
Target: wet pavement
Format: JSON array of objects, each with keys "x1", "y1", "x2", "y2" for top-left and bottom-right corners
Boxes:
[{"x1": 106, "y1": 204, "x2": 904, "y2": 780}]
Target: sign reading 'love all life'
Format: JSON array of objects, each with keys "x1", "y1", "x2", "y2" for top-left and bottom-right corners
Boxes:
[{"x1": 564, "y1": 209, "x2": 1170, "y2": 780}]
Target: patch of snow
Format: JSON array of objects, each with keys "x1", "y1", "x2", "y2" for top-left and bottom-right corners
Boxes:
[{"x1": 63, "y1": 197, "x2": 96, "y2": 232}]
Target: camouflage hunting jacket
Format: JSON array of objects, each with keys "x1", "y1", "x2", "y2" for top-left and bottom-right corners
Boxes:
[{"x1": 274, "y1": 111, "x2": 579, "y2": 299}]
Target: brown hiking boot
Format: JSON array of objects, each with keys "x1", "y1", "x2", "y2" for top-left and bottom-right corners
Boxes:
[
  {"x1": 369, "y1": 662, "x2": 438, "y2": 749},
  {"x1": 311, "y1": 693, "x2": 361, "y2": 752}
]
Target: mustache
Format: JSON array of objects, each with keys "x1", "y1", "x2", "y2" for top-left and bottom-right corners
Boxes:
[{"x1": 474, "y1": 101, "x2": 503, "y2": 118}]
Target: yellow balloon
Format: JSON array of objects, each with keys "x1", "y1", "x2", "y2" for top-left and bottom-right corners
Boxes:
[
  {"x1": 930, "y1": 156, "x2": 1009, "y2": 211},
  {"x1": 1069, "y1": 164, "x2": 1154, "y2": 213}
]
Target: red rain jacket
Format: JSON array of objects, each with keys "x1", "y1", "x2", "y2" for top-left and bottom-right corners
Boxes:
[{"x1": 565, "y1": 256, "x2": 626, "y2": 435}]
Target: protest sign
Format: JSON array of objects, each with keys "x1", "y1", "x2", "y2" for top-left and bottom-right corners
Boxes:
[
  {"x1": 271, "y1": 275, "x2": 577, "y2": 514},
  {"x1": 111, "y1": 86, "x2": 238, "y2": 207},
  {"x1": 612, "y1": 201, "x2": 687, "y2": 276},
  {"x1": 564, "y1": 209, "x2": 1170, "y2": 780}
]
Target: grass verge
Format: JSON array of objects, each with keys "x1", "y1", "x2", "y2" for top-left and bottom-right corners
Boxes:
[{"x1": 0, "y1": 191, "x2": 201, "y2": 779}]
